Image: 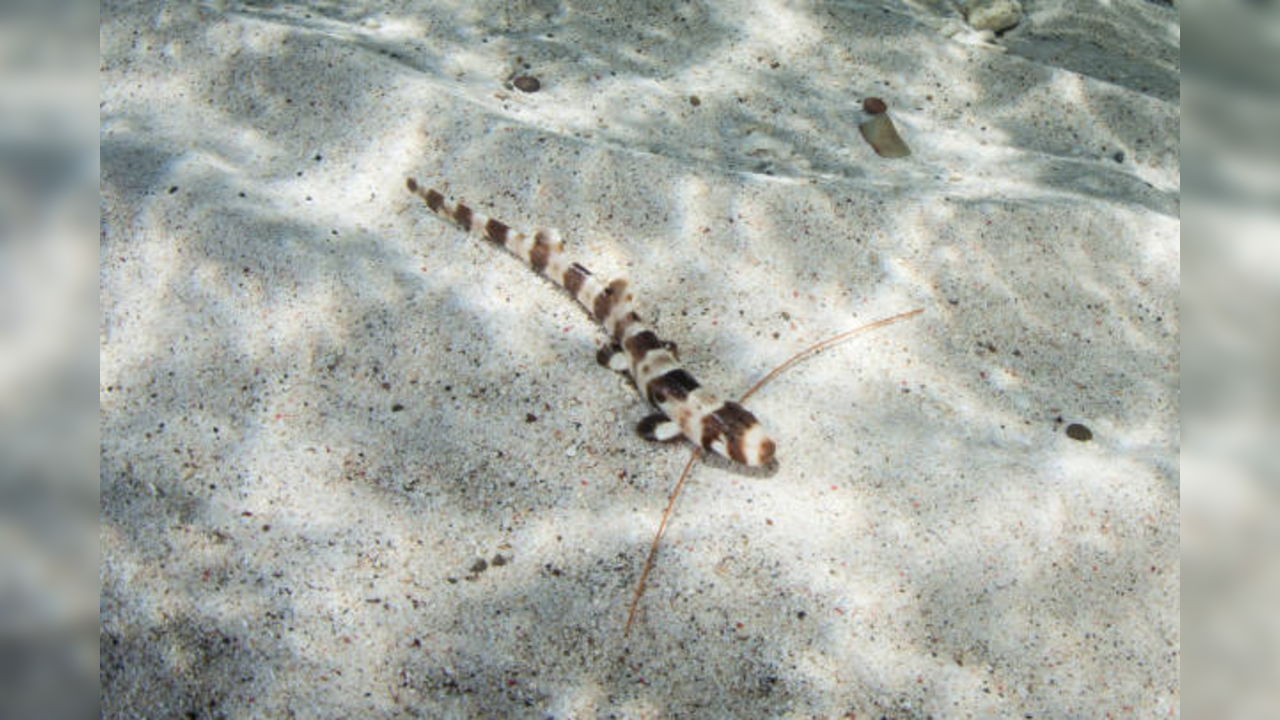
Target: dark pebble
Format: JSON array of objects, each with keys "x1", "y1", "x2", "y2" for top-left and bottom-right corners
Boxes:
[
  {"x1": 470, "y1": 558, "x2": 488, "y2": 573},
  {"x1": 689, "y1": 95, "x2": 701, "y2": 106},
  {"x1": 863, "y1": 97, "x2": 887, "y2": 115},
  {"x1": 492, "y1": 554, "x2": 507, "y2": 567},
  {"x1": 513, "y1": 75, "x2": 541, "y2": 93},
  {"x1": 1065, "y1": 423, "x2": 1093, "y2": 441}
]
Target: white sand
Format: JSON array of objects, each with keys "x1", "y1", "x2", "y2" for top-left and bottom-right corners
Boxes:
[{"x1": 100, "y1": 1, "x2": 1178, "y2": 716}]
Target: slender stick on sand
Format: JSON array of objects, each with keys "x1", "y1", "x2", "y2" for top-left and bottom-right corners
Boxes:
[{"x1": 624, "y1": 307, "x2": 924, "y2": 635}]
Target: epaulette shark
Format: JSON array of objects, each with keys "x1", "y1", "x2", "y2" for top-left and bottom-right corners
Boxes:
[{"x1": 407, "y1": 178, "x2": 775, "y2": 467}]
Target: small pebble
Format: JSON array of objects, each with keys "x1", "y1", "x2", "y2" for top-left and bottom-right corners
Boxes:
[
  {"x1": 863, "y1": 97, "x2": 887, "y2": 115},
  {"x1": 689, "y1": 95, "x2": 701, "y2": 106},
  {"x1": 1065, "y1": 423, "x2": 1093, "y2": 441},
  {"x1": 513, "y1": 75, "x2": 541, "y2": 93}
]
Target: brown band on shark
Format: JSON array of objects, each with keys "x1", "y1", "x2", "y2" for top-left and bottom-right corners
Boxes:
[
  {"x1": 453, "y1": 203, "x2": 473, "y2": 231},
  {"x1": 529, "y1": 230, "x2": 554, "y2": 273},
  {"x1": 624, "y1": 329, "x2": 666, "y2": 360},
  {"x1": 701, "y1": 402, "x2": 759, "y2": 464},
  {"x1": 484, "y1": 218, "x2": 510, "y2": 245},
  {"x1": 646, "y1": 368, "x2": 699, "y2": 405},
  {"x1": 562, "y1": 262, "x2": 590, "y2": 297},
  {"x1": 592, "y1": 279, "x2": 627, "y2": 323}
]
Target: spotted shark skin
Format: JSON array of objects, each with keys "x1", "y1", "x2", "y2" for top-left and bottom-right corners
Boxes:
[{"x1": 406, "y1": 178, "x2": 775, "y2": 466}]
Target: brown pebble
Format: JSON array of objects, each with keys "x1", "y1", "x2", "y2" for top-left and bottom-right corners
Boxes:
[
  {"x1": 1065, "y1": 423, "x2": 1093, "y2": 441},
  {"x1": 491, "y1": 554, "x2": 507, "y2": 567},
  {"x1": 689, "y1": 95, "x2": 701, "y2": 106},
  {"x1": 859, "y1": 113, "x2": 911, "y2": 158},
  {"x1": 470, "y1": 558, "x2": 488, "y2": 573},
  {"x1": 863, "y1": 97, "x2": 887, "y2": 115},
  {"x1": 513, "y1": 75, "x2": 541, "y2": 93}
]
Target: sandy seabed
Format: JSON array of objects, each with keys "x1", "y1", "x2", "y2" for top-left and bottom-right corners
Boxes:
[{"x1": 100, "y1": 1, "x2": 1178, "y2": 717}]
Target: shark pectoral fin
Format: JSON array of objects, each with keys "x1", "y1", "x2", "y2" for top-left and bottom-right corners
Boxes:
[
  {"x1": 637, "y1": 412, "x2": 682, "y2": 442},
  {"x1": 596, "y1": 342, "x2": 631, "y2": 373}
]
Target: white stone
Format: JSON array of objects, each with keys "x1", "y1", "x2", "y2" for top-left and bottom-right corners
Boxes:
[{"x1": 965, "y1": 0, "x2": 1022, "y2": 32}]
